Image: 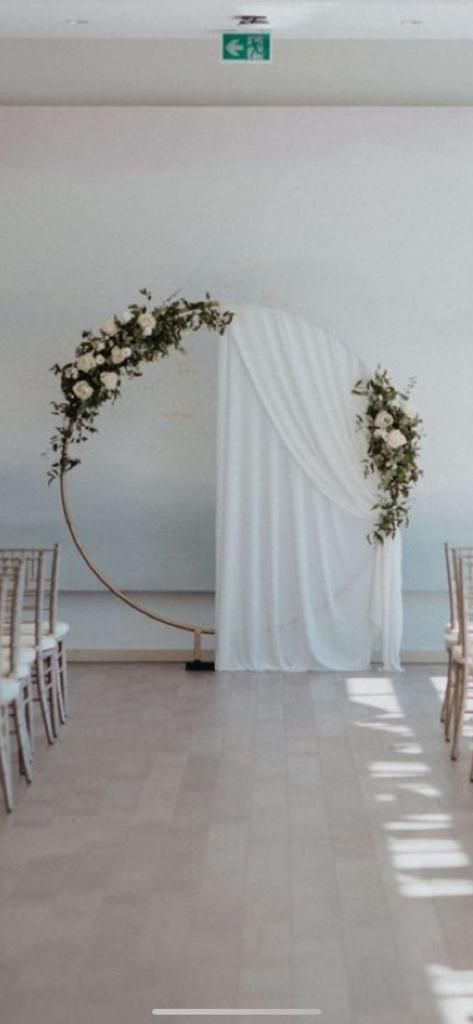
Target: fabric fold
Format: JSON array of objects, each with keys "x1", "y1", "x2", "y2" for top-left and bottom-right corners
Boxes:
[{"x1": 216, "y1": 305, "x2": 403, "y2": 672}]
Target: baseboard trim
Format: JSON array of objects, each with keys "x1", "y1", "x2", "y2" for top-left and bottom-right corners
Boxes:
[
  {"x1": 68, "y1": 648, "x2": 447, "y2": 665},
  {"x1": 399, "y1": 650, "x2": 447, "y2": 665}
]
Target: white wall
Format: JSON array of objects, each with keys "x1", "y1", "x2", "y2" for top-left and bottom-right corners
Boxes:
[{"x1": 1, "y1": 106, "x2": 470, "y2": 653}]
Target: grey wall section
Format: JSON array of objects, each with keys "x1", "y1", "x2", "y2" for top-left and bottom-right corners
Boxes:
[
  {"x1": 3, "y1": 41, "x2": 473, "y2": 106},
  {"x1": 1, "y1": 107, "x2": 471, "y2": 648},
  {"x1": 59, "y1": 591, "x2": 448, "y2": 655}
]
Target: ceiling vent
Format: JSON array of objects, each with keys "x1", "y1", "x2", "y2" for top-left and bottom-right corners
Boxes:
[{"x1": 235, "y1": 15, "x2": 270, "y2": 26}]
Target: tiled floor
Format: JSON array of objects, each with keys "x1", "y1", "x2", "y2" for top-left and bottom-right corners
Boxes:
[{"x1": 1, "y1": 663, "x2": 473, "y2": 1024}]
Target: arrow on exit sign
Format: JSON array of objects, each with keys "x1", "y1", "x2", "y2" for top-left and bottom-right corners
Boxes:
[{"x1": 222, "y1": 32, "x2": 272, "y2": 62}]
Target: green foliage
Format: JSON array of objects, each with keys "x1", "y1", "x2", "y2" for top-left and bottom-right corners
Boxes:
[
  {"x1": 352, "y1": 368, "x2": 423, "y2": 544},
  {"x1": 48, "y1": 291, "x2": 234, "y2": 482}
]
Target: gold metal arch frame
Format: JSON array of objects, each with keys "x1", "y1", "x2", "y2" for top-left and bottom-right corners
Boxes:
[
  {"x1": 53, "y1": 295, "x2": 232, "y2": 670},
  {"x1": 59, "y1": 464, "x2": 215, "y2": 669}
]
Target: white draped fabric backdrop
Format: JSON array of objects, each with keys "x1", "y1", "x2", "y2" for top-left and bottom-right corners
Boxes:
[{"x1": 215, "y1": 306, "x2": 403, "y2": 672}]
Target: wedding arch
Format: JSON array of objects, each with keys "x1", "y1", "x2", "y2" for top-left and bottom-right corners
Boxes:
[
  {"x1": 49, "y1": 291, "x2": 233, "y2": 668},
  {"x1": 50, "y1": 294, "x2": 419, "y2": 671}
]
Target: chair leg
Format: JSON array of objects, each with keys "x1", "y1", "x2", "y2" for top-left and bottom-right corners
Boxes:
[
  {"x1": 12, "y1": 705, "x2": 25, "y2": 776},
  {"x1": 451, "y1": 663, "x2": 466, "y2": 761},
  {"x1": 35, "y1": 655, "x2": 54, "y2": 745},
  {"x1": 444, "y1": 653, "x2": 457, "y2": 742},
  {"x1": 0, "y1": 707, "x2": 14, "y2": 812},
  {"x1": 54, "y1": 650, "x2": 66, "y2": 727},
  {"x1": 48, "y1": 653, "x2": 65, "y2": 733},
  {"x1": 24, "y1": 677, "x2": 34, "y2": 756},
  {"x1": 45, "y1": 656, "x2": 59, "y2": 740},
  {"x1": 58, "y1": 642, "x2": 69, "y2": 719},
  {"x1": 13, "y1": 698, "x2": 33, "y2": 784},
  {"x1": 441, "y1": 651, "x2": 452, "y2": 726}
]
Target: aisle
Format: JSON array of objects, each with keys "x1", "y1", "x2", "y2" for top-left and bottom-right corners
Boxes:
[{"x1": 0, "y1": 663, "x2": 472, "y2": 1024}]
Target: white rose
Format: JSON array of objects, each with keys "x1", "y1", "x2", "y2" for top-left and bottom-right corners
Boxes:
[
  {"x1": 137, "y1": 312, "x2": 156, "y2": 337},
  {"x1": 95, "y1": 341, "x2": 105, "y2": 352},
  {"x1": 96, "y1": 354, "x2": 105, "y2": 365},
  {"x1": 374, "y1": 411, "x2": 393, "y2": 429},
  {"x1": 111, "y1": 345, "x2": 132, "y2": 365},
  {"x1": 101, "y1": 319, "x2": 119, "y2": 337},
  {"x1": 374, "y1": 428, "x2": 387, "y2": 440},
  {"x1": 76, "y1": 353, "x2": 96, "y2": 373},
  {"x1": 386, "y1": 429, "x2": 407, "y2": 449},
  {"x1": 401, "y1": 401, "x2": 415, "y2": 419},
  {"x1": 72, "y1": 380, "x2": 94, "y2": 401},
  {"x1": 119, "y1": 310, "x2": 134, "y2": 325},
  {"x1": 100, "y1": 371, "x2": 119, "y2": 391}
]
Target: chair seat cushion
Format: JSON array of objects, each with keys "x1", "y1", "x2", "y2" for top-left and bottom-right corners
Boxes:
[
  {"x1": 19, "y1": 649, "x2": 35, "y2": 667},
  {"x1": 1, "y1": 643, "x2": 35, "y2": 666},
  {"x1": 21, "y1": 621, "x2": 69, "y2": 641},
  {"x1": 22, "y1": 634, "x2": 57, "y2": 654},
  {"x1": 0, "y1": 678, "x2": 21, "y2": 705},
  {"x1": 0, "y1": 654, "x2": 30, "y2": 685},
  {"x1": 452, "y1": 644, "x2": 473, "y2": 666},
  {"x1": 445, "y1": 625, "x2": 473, "y2": 648},
  {"x1": 445, "y1": 629, "x2": 459, "y2": 648},
  {"x1": 2, "y1": 634, "x2": 56, "y2": 654}
]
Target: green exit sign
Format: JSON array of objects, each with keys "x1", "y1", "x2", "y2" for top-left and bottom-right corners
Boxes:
[{"x1": 222, "y1": 32, "x2": 272, "y2": 62}]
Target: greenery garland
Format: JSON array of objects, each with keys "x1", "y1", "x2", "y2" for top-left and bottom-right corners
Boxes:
[
  {"x1": 48, "y1": 300, "x2": 422, "y2": 547},
  {"x1": 48, "y1": 290, "x2": 233, "y2": 482},
  {"x1": 352, "y1": 368, "x2": 423, "y2": 544}
]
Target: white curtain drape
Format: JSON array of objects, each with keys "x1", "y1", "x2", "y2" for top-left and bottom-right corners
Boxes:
[{"x1": 215, "y1": 305, "x2": 402, "y2": 672}]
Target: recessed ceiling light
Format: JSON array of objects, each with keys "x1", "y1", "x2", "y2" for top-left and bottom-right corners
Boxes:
[{"x1": 65, "y1": 19, "x2": 89, "y2": 26}]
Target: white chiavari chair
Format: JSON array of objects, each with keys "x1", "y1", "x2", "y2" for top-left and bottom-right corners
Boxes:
[
  {"x1": 9, "y1": 546, "x2": 70, "y2": 722},
  {"x1": 0, "y1": 561, "x2": 34, "y2": 812},
  {"x1": 441, "y1": 543, "x2": 458, "y2": 735},
  {"x1": 449, "y1": 551, "x2": 473, "y2": 762},
  {"x1": 442, "y1": 545, "x2": 473, "y2": 743},
  {"x1": 0, "y1": 548, "x2": 66, "y2": 744}
]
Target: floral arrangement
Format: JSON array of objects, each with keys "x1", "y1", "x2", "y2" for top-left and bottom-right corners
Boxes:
[
  {"x1": 48, "y1": 290, "x2": 233, "y2": 481},
  {"x1": 352, "y1": 368, "x2": 423, "y2": 544}
]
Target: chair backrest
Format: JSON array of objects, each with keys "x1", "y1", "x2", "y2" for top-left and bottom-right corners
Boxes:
[
  {"x1": 450, "y1": 546, "x2": 473, "y2": 626},
  {"x1": 455, "y1": 552, "x2": 473, "y2": 665},
  {"x1": 445, "y1": 543, "x2": 457, "y2": 626},
  {"x1": 0, "y1": 560, "x2": 26, "y2": 678},
  {"x1": 0, "y1": 546, "x2": 59, "y2": 638}
]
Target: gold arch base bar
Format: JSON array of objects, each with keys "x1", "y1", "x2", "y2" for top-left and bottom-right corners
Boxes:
[{"x1": 60, "y1": 473, "x2": 215, "y2": 670}]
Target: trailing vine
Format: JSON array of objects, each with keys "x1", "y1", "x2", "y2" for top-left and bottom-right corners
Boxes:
[
  {"x1": 352, "y1": 368, "x2": 423, "y2": 544},
  {"x1": 48, "y1": 289, "x2": 233, "y2": 482}
]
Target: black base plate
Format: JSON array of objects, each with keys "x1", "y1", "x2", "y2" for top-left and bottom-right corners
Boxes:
[{"x1": 185, "y1": 660, "x2": 215, "y2": 672}]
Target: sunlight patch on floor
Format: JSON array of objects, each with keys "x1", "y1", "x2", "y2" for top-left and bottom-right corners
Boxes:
[
  {"x1": 388, "y1": 837, "x2": 470, "y2": 870},
  {"x1": 346, "y1": 676, "x2": 395, "y2": 696},
  {"x1": 399, "y1": 875, "x2": 473, "y2": 898},
  {"x1": 428, "y1": 965, "x2": 473, "y2": 1023},
  {"x1": 350, "y1": 673, "x2": 473, "y2": 1017},
  {"x1": 355, "y1": 720, "x2": 413, "y2": 736},
  {"x1": 384, "y1": 813, "x2": 452, "y2": 831},
  {"x1": 400, "y1": 781, "x2": 443, "y2": 798},
  {"x1": 370, "y1": 760, "x2": 430, "y2": 778}
]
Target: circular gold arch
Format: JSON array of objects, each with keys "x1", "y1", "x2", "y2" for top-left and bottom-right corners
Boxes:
[
  {"x1": 60, "y1": 466, "x2": 214, "y2": 665},
  {"x1": 52, "y1": 294, "x2": 232, "y2": 668}
]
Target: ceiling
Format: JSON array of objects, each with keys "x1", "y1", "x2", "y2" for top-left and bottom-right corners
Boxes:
[
  {"x1": 2, "y1": 0, "x2": 473, "y2": 42},
  {"x1": 2, "y1": 1, "x2": 473, "y2": 105}
]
